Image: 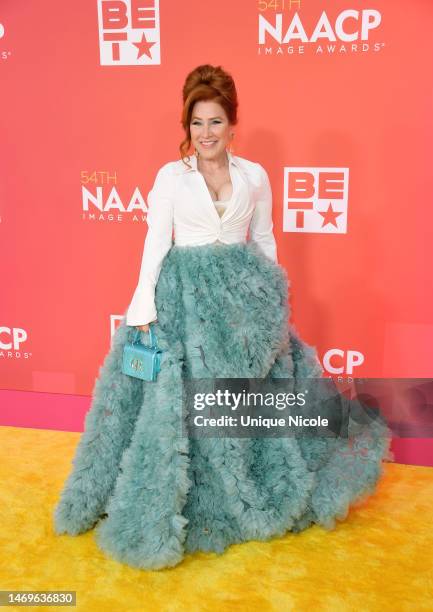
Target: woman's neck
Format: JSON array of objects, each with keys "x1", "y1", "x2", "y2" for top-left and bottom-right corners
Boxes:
[{"x1": 197, "y1": 150, "x2": 229, "y2": 175}]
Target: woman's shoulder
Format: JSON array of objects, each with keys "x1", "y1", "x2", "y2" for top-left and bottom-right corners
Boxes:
[
  {"x1": 154, "y1": 160, "x2": 179, "y2": 175},
  {"x1": 232, "y1": 153, "x2": 267, "y2": 175},
  {"x1": 232, "y1": 154, "x2": 270, "y2": 189}
]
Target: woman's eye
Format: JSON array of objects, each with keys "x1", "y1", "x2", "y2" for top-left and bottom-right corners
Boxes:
[{"x1": 191, "y1": 121, "x2": 222, "y2": 125}]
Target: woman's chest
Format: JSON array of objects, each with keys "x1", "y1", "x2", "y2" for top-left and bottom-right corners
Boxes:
[{"x1": 172, "y1": 169, "x2": 255, "y2": 225}]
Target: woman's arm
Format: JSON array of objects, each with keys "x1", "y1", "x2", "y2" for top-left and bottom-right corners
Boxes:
[
  {"x1": 249, "y1": 163, "x2": 278, "y2": 263},
  {"x1": 125, "y1": 163, "x2": 175, "y2": 326}
]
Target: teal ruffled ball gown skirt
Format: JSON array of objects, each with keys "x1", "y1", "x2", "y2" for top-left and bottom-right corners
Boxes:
[{"x1": 53, "y1": 242, "x2": 393, "y2": 570}]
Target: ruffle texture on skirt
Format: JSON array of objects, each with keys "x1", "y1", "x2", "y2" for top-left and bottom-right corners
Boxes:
[{"x1": 53, "y1": 242, "x2": 393, "y2": 570}]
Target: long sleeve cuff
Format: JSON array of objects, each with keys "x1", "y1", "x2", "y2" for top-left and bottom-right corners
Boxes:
[{"x1": 125, "y1": 285, "x2": 158, "y2": 326}]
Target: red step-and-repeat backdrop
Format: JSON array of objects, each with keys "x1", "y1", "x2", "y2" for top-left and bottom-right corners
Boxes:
[{"x1": 1, "y1": 1, "x2": 432, "y2": 464}]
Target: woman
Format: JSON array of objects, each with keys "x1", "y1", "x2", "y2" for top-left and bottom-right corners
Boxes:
[{"x1": 53, "y1": 64, "x2": 392, "y2": 570}]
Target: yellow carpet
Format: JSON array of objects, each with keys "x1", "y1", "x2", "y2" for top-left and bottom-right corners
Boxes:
[{"x1": 0, "y1": 425, "x2": 432, "y2": 611}]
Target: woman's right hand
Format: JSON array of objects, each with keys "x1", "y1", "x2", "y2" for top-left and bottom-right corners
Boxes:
[{"x1": 135, "y1": 320, "x2": 157, "y2": 333}]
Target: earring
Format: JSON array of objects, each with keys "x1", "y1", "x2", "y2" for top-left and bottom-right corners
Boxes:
[
  {"x1": 228, "y1": 133, "x2": 235, "y2": 154},
  {"x1": 194, "y1": 147, "x2": 200, "y2": 158}
]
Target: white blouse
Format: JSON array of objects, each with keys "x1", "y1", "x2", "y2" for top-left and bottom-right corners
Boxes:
[{"x1": 126, "y1": 150, "x2": 278, "y2": 326}]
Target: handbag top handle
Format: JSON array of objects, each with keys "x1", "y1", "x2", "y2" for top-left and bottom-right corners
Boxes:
[{"x1": 131, "y1": 323, "x2": 158, "y2": 349}]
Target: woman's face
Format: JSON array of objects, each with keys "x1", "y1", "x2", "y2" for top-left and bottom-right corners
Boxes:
[{"x1": 190, "y1": 100, "x2": 232, "y2": 161}]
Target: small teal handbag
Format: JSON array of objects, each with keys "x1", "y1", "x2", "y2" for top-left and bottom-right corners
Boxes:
[{"x1": 122, "y1": 324, "x2": 164, "y2": 382}]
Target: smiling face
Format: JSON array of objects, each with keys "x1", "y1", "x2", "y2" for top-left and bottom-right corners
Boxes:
[{"x1": 190, "y1": 99, "x2": 233, "y2": 161}]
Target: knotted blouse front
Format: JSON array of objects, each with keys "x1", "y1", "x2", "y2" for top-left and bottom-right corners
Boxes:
[{"x1": 126, "y1": 150, "x2": 278, "y2": 326}]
